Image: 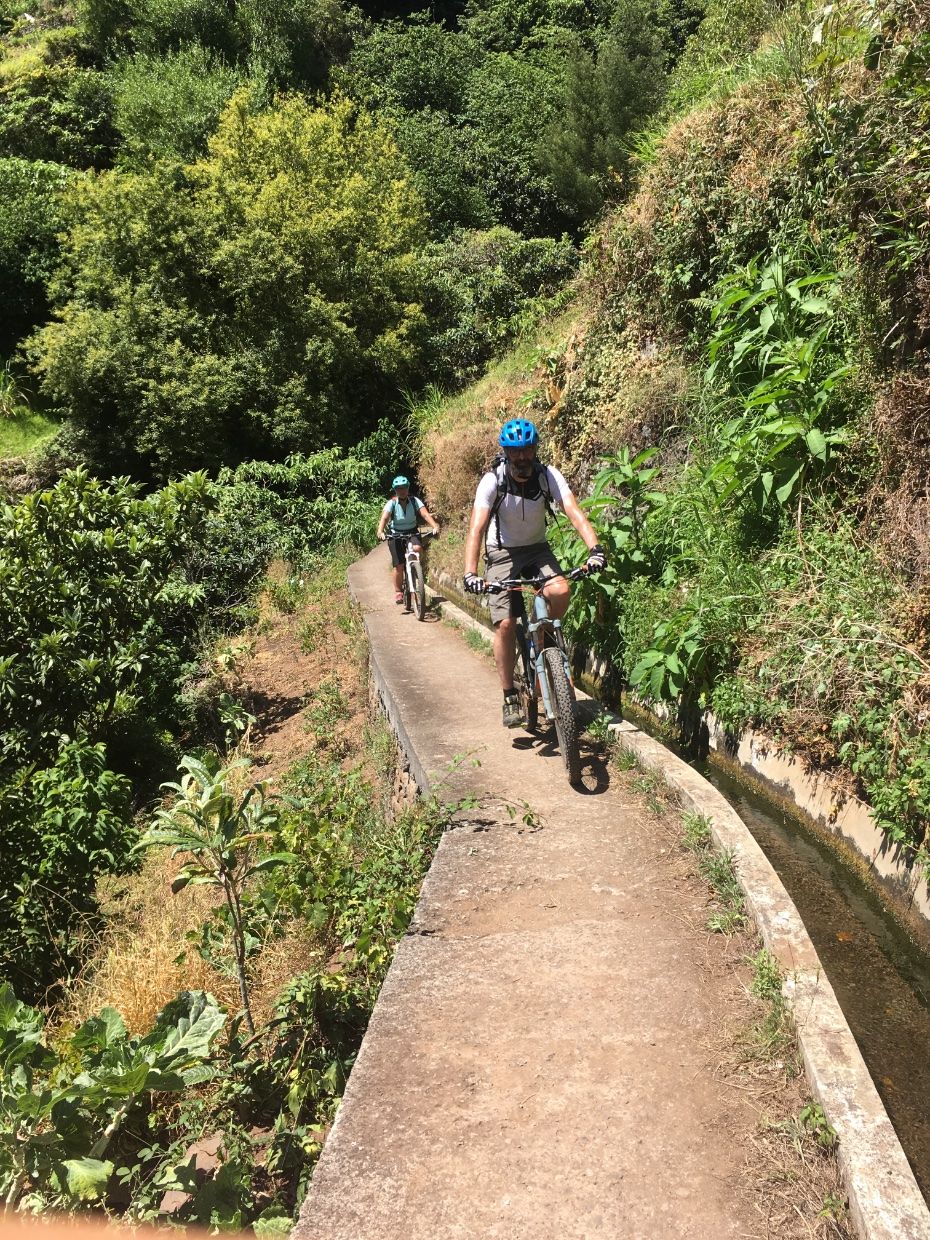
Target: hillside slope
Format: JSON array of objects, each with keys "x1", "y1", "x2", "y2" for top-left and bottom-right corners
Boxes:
[{"x1": 417, "y1": 0, "x2": 930, "y2": 856}]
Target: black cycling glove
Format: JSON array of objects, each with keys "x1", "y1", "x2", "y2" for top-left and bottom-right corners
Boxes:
[
  {"x1": 585, "y1": 544, "x2": 607, "y2": 574},
  {"x1": 463, "y1": 572, "x2": 485, "y2": 594}
]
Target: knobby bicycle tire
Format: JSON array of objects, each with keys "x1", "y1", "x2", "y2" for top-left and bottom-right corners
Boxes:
[
  {"x1": 402, "y1": 564, "x2": 412, "y2": 612},
  {"x1": 413, "y1": 558, "x2": 427, "y2": 620},
  {"x1": 542, "y1": 645, "x2": 581, "y2": 785}
]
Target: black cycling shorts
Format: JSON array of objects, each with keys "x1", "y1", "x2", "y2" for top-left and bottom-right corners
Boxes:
[{"x1": 388, "y1": 531, "x2": 422, "y2": 567}]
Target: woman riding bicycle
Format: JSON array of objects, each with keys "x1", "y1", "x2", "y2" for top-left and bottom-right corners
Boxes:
[
  {"x1": 462, "y1": 420, "x2": 606, "y2": 728},
  {"x1": 377, "y1": 475, "x2": 440, "y2": 605}
]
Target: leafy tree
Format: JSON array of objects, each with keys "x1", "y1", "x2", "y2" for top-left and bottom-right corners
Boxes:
[
  {"x1": 342, "y1": 15, "x2": 478, "y2": 113},
  {"x1": 238, "y1": 0, "x2": 364, "y2": 94},
  {"x1": 29, "y1": 92, "x2": 427, "y2": 477},
  {"x1": 421, "y1": 226, "x2": 577, "y2": 381},
  {"x1": 109, "y1": 45, "x2": 241, "y2": 165},
  {"x1": 78, "y1": 0, "x2": 241, "y2": 59},
  {"x1": 0, "y1": 469, "x2": 214, "y2": 777},
  {"x1": 0, "y1": 469, "x2": 218, "y2": 996},
  {"x1": 460, "y1": 0, "x2": 612, "y2": 53},
  {"x1": 0, "y1": 157, "x2": 73, "y2": 352},
  {"x1": 464, "y1": 47, "x2": 569, "y2": 234},
  {"x1": 379, "y1": 107, "x2": 492, "y2": 234},
  {"x1": 541, "y1": 0, "x2": 671, "y2": 223},
  {"x1": 0, "y1": 27, "x2": 116, "y2": 167},
  {"x1": 1, "y1": 742, "x2": 134, "y2": 1001}
]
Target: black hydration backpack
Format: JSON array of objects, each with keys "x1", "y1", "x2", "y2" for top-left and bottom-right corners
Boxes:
[{"x1": 487, "y1": 454, "x2": 557, "y2": 547}]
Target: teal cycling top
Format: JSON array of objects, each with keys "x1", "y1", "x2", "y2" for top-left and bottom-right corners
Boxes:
[{"x1": 382, "y1": 496, "x2": 424, "y2": 535}]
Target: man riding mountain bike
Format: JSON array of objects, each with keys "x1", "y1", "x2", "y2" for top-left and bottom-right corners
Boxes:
[
  {"x1": 463, "y1": 419, "x2": 606, "y2": 728},
  {"x1": 377, "y1": 475, "x2": 440, "y2": 605}
]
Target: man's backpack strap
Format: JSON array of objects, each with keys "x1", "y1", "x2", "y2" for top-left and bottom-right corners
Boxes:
[{"x1": 488, "y1": 459, "x2": 555, "y2": 548}]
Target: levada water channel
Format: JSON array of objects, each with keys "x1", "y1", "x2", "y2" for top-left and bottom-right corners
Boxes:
[{"x1": 699, "y1": 760, "x2": 930, "y2": 1202}]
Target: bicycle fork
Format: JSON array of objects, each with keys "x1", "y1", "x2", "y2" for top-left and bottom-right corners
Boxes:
[{"x1": 527, "y1": 608, "x2": 572, "y2": 721}]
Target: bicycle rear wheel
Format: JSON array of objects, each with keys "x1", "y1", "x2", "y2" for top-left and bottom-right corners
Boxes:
[
  {"x1": 542, "y1": 645, "x2": 581, "y2": 785},
  {"x1": 412, "y1": 558, "x2": 427, "y2": 620}
]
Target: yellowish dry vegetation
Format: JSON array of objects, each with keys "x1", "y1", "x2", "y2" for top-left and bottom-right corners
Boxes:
[{"x1": 63, "y1": 852, "x2": 237, "y2": 1034}]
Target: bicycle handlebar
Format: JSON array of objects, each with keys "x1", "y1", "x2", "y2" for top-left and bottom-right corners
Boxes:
[{"x1": 482, "y1": 566, "x2": 588, "y2": 593}]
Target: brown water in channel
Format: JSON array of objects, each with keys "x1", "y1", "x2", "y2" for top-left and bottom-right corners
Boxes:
[{"x1": 706, "y1": 766, "x2": 930, "y2": 1202}]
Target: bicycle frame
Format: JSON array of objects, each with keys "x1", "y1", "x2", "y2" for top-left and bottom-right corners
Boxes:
[
  {"x1": 394, "y1": 529, "x2": 435, "y2": 618},
  {"x1": 519, "y1": 584, "x2": 572, "y2": 721},
  {"x1": 488, "y1": 571, "x2": 580, "y2": 713},
  {"x1": 400, "y1": 536, "x2": 421, "y2": 587}
]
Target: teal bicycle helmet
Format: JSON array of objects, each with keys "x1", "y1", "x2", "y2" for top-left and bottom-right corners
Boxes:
[
  {"x1": 392, "y1": 475, "x2": 410, "y2": 488},
  {"x1": 499, "y1": 419, "x2": 539, "y2": 448}
]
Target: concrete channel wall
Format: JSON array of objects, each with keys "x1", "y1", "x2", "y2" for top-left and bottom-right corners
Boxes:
[{"x1": 423, "y1": 567, "x2": 930, "y2": 1239}]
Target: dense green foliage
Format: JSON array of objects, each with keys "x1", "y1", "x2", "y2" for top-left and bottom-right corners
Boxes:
[
  {"x1": 1, "y1": 713, "x2": 444, "y2": 1224},
  {"x1": 29, "y1": 92, "x2": 427, "y2": 478},
  {"x1": 542, "y1": 0, "x2": 930, "y2": 851},
  {"x1": 0, "y1": 157, "x2": 73, "y2": 351},
  {"x1": 0, "y1": 0, "x2": 699, "y2": 450},
  {"x1": 0, "y1": 470, "x2": 213, "y2": 995},
  {"x1": 0, "y1": 429, "x2": 397, "y2": 1000}
]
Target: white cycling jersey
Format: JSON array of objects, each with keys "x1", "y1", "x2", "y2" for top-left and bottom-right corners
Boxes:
[{"x1": 474, "y1": 465, "x2": 571, "y2": 550}]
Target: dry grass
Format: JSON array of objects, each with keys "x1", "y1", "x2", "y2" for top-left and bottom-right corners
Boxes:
[
  {"x1": 420, "y1": 414, "x2": 500, "y2": 524},
  {"x1": 62, "y1": 852, "x2": 238, "y2": 1035},
  {"x1": 868, "y1": 374, "x2": 930, "y2": 589},
  {"x1": 248, "y1": 919, "x2": 320, "y2": 1030},
  {"x1": 60, "y1": 557, "x2": 368, "y2": 1037}
]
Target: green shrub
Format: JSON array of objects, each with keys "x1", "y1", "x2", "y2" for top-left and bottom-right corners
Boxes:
[
  {"x1": 0, "y1": 986, "x2": 226, "y2": 1210},
  {"x1": 0, "y1": 741, "x2": 134, "y2": 1002},
  {"x1": 378, "y1": 107, "x2": 492, "y2": 234},
  {"x1": 542, "y1": 1, "x2": 672, "y2": 223},
  {"x1": 464, "y1": 47, "x2": 569, "y2": 235},
  {"x1": 0, "y1": 157, "x2": 73, "y2": 351},
  {"x1": 665, "y1": 0, "x2": 779, "y2": 112},
  {"x1": 0, "y1": 470, "x2": 217, "y2": 778},
  {"x1": 238, "y1": 0, "x2": 361, "y2": 93},
  {"x1": 109, "y1": 45, "x2": 241, "y2": 164},
  {"x1": 0, "y1": 36, "x2": 115, "y2": 168},
  {"x1": 342, "y1": 16, "x2": 478, "y2": 115},
  {"x1": 79, "y1": 0, "x2": 241, "y2": 58},
  {"x1": 214, "y1": 435, "x2": 396, "y2": 572},
  {"x1": 29, "y1": 92, "x2": 427, "y2": 478},
  {"x1": 421, "y1": 226, "x2": 577, "y2": 382}
]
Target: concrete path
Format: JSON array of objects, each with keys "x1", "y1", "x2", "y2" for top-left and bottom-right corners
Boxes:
[{"x1": 294, "y1": 549, "x2": 765, "y2": 1239}]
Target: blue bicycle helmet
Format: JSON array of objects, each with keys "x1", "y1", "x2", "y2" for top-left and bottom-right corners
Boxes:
[
  {"x1": 499, "y1": 418, "x2": 539, "y2": 448},
  {"x1": 392, "y1": 475, "x2": 410, "y2": 488}
]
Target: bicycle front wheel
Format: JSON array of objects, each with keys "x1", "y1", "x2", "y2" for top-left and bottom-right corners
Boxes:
[
  {"x1": 517, "y1": 627, "x2": 538, "y2": 731},
  {"x1": 542, "y1": 645, "x2": 581, "y2": 785},
  {"x1": 412, "y1": 558, "x2": 427, "y2": 620}
]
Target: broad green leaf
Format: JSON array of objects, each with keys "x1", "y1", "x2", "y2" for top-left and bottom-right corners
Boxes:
[
  {"x1": 775, "y1": 466, "x2": 803, "y2": 504},
  {"x1": 72, "y1": 1007, "x2": 127, "y2": 1053},
  {"x1": 244, "y1": 852, "x2": 299, "y2": 878},
  {"x1": 144, "y1": 991, "x2": 226, "y2": 1068},
  {"x1": 60, "y1": 1157, "x2": 114, "y2": 1201},
  {"x1": 805, "y1": 428, "x2": 829, "y2": 460}
]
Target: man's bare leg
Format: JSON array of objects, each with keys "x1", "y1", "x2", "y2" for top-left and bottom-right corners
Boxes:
[
  {"x1": 493, "y1": 617, "x2": 517, "y2": 691},
  {"x1": 542, "y1": 575, "x2": 570, "y2": 620}
]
